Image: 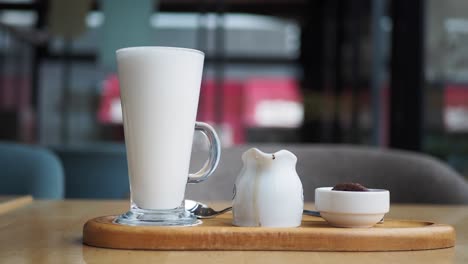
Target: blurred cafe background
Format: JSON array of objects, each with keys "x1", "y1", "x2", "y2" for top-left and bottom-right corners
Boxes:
[{"x1": 2, "y1": 0, "x2": 468, "y2": 200}]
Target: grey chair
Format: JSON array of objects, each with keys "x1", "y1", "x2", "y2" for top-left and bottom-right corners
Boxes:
[
  {"x1": 0, "y1": 142, "x2": 64, "y2": 199},
  {"x1": 186, "y1": 144, "x2": 468, "y2": 204}
]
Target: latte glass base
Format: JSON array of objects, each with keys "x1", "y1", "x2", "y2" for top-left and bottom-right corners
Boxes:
[{"x1": 115, "y1": 205, "x2": 201, "y2": 227}]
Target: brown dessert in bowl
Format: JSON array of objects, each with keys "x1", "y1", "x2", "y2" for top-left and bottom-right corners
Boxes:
[{"x1": 332, "y1": 183, "x2": 369, "y2": 192}]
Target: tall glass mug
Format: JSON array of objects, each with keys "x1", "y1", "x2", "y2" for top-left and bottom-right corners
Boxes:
[{"x1": 115, "y1": 46, "x2": 221, "y2": 226}]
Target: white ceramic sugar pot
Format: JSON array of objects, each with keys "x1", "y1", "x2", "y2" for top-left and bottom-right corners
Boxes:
[{"x1": 232, "y1": 148, "x2": 304, "y2": 227}]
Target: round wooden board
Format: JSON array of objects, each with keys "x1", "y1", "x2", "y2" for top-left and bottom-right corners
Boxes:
[{"x1": 83, "y1": 214, "x2": 455, "y2": 251}]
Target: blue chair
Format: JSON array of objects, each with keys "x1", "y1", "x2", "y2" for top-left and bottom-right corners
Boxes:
[
  {"x1": 0, "y1": 142, "x2": 64, "y2": 199},
  {"x1": 53, "y1": 144, "x2": 129, "y2": 199}
]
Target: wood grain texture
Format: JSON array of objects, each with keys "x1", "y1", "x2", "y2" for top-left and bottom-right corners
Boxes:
[
  {"x1": 0, "y1": 195, "x2": 33, "y2": 214},
  {"x1": 83, "y1": 214, "x2": 455, "y2": 251},
  {"x1": 1, "y1": 201, "x2": 467, "y2": 263}
]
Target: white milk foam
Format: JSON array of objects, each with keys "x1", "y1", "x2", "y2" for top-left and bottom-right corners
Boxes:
[{"x1": 117, "y1": 47, "x2": 204, "y2": 209}]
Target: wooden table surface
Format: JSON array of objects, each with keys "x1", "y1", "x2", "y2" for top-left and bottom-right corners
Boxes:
[
  {"x1": 0, "y1": 195, "x2": 33, "y2": 215},
  {"x1": 0, "y1": 200, "x2": 467, "y2": 264}
]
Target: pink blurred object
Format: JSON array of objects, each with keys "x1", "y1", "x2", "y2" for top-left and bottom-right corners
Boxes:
[
  {"x1": 98, "y1": 74, "x2": 121, "y2": 123},
  {"x1": 445, "y1": 84, "x2": 468, "y2": 107},
  {"x1": 198, "y1": 79, "x2": 244, "y2": 145},
  {"x1": 97, "y1": 75, "x2": 304, "y2": 144},
  {"x1": 243, "y1": 77, "x2": 303, "y2": 128},
  {"x1": 444, "y1": 84, "x2": 468, "y2": 132}
]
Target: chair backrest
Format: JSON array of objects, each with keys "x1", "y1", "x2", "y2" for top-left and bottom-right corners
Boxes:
[
  {"x1": 0, "y1": 142, "x2": 64, "y2": 199},
  {"x1": 52, "y1": 144, "x2": 129, "y2": 199},
  {"x1": 186, "y1": 144, "x2": 468, "y2": 204}
]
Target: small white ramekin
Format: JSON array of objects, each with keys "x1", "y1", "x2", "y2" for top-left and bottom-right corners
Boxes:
[{"x1": 315, "y1": 187, "x2": 390, "y2": 228}]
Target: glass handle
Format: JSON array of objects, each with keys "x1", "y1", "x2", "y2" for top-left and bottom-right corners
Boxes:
[{"x1": 187, "y1": 122, "x2": 221, "y2": 183}]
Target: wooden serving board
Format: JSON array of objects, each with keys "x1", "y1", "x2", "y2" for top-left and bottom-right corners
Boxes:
[{"x1": 83, "y1": 214, "x2": 455, "y2": 251}]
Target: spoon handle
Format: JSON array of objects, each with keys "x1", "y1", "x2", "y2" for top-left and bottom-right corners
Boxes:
[
  {"x1": 218, "y1": 207, "x2": 233, "y2": 215},
  {"x1": 302, "y1": 209, "x2": 384, "y2": 224},
  {"x1": 302, "y1": 209, "x2": 321, "y2": 217}
]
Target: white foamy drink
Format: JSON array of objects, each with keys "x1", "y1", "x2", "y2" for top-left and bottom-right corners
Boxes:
[{"x1": 117, "y1": 47, "x2": 204, "y2": 210}]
